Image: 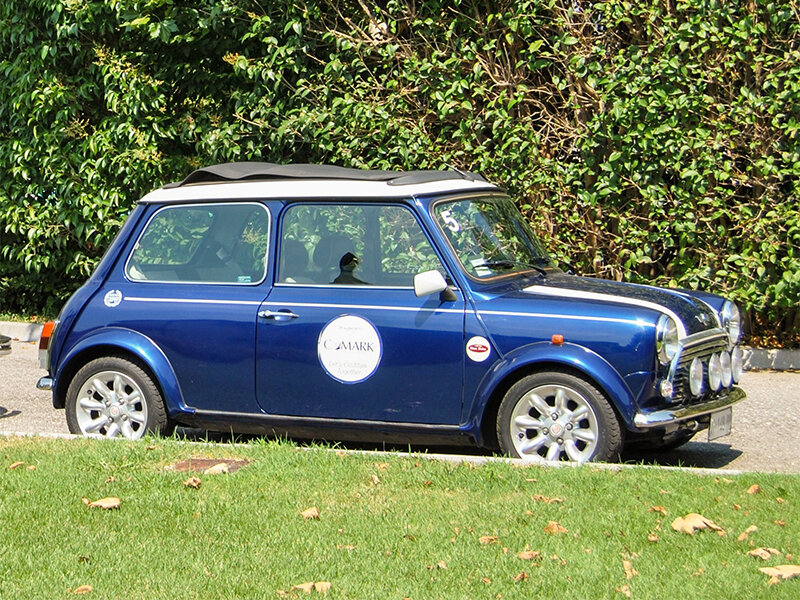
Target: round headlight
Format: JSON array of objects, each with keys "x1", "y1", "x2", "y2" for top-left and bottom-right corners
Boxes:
[
  {"x1": 656, "y1": 315, "x2": 680, "y2": 365},
  {"x1": 720, "y1": 351, "x2": 733, "y2": 387},
  {"x1": 731, "y1": 347, "x2": 744, "y2": 383},
  {"x1": 721, "y1": 301, "x2": 741, "y2": 345},
  {"x1": 689, "y1": 358, "x2": 704, "y2": 396},
  {"x1": 708, "y1": 353, "x2": 722, "y2": 391}
]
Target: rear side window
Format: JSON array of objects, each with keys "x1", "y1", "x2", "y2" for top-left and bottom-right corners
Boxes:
[{"x1": 126, "y1": 203, "x2": 270, "y2": 284}]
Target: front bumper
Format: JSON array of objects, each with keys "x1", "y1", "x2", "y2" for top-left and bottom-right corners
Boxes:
[{"x1": 633, "y1": 387, "x2": 745, "y2": 428}]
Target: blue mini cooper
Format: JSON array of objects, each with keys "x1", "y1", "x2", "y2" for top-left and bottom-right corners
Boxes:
[{"x1": 37, "y1": 163, "x2": 745, "y2": 462}]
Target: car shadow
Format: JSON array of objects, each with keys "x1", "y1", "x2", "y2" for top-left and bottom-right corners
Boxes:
[
  {"x1": 172, "y1": 428, "x2": 742, "y2": 470},
  {"x1": 0, "y1": 406, "x2": 22, "y2": 419},
  {"x1": 622, "y1": 441, "x2": 744, "y2": 470}
]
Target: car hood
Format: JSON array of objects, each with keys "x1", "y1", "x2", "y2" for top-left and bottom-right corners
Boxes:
[{"x1": 516, "y1": 272, "x2": 721, "y2": 338}]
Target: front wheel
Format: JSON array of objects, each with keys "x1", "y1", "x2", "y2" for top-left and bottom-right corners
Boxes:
[
  {"x1": 66, "y1": 356, "x2": 169, "y2": 440},
  {"x1": 496, "y1": 371, "x2": 623, "y2": 463}
]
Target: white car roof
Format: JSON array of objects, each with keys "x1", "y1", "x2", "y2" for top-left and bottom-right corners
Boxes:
[{"x1": 138, "y1": 162, "x2": 501, "y2": 204}]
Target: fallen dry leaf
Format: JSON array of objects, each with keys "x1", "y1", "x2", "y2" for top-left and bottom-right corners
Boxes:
[
  {"x1": 8, "y1": 461, "x2": 24, "y2": 470},
  {"x1": 649, "y1": 505, "x2": 668, "y2": 515},
  {"x1": 513, "y1": 571, "x2": 528, "y2": 582},
  {"x1": 375, "y1": 462, "x2": 390, "y2": 470},
  {"x1": 532, "y1": 494, "x2": 564, "y2": 504},
  {"x1": 183, "y1": 476, "x2": 202, "y2": 489},
  {"x1": 481, "y1": 577, "x2": 491, "y2": 584},
  {"x1": 27, "y1": 465, "x2": 36, "y2": 471},
  {"x1": 746, "y1": 484, "x2": 761, "y2": 495},
  {"x1": 301, "y1": 507, "x2": 320, "y2": 520},
  {"x1": 776, "y1": 497, "x2": 785, "y2": 504},
  {"x1": 737, "y1": 525, "x2": 758, "y2": 542},
  {"x1": 517, "y1": 550, "x2": 542, "y2": 561},
  {"x1": 292, "y1": 582, "x2": 315, "y2": 594},
  {"x1": 72, "y1": 585, "x2": 93, "y2": 594},
  {"x1": 543, "y1": 521, "x2": 567, "y2": 535},
  {"x1": 478, "y1": 535, "x2": 499, "y2": 545},
  {"x1": 671, "y1": 513, "x2": 724, "y2": 536},
  {"x1": 759, "y1": 565, "x2": 800, "y2": 584},
  {"x1": 748, "y1": 547, "x2": 781, "y2": 560},
  {"x1": 86, "y1": 497, "x2": 121, "y2": 510},
  {"x1": 370, "y1": 474, "x2": 381, "y2": 485},
  {"x1": 167, "y1": 458, "x2": 249, "y2": 473},
  {"x1": 203, "y1": 462, "x2": 229, "y2": 475},
  {"x1": 648, "y1": 533, "x2": 659, "y2": 543},
  {"x1": 622, "y1": 559, "x2": 639, "y2": 580},
  {"x1": 314, "y1": 582, "x2": 331, "y2": 594},
  {"x1": 775, "y1": 520, "x2": 787, "y2": 527},
  {"x1": 616, "y1": 585, "x2": 632, "y2": 598}
]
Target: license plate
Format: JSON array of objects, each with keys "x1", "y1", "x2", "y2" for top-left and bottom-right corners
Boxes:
[{"x1": 708, "y1": 408, "x2": 732, "y2": 441}]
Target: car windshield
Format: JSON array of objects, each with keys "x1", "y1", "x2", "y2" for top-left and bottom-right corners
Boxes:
[{"x1": 433, "y1": 195, "x2": 554, "y2": 279}]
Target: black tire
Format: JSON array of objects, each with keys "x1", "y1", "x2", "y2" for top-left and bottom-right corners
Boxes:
[
  {"x1": 496, "y1": 370, "x2": 624, "y2": 463},
  {"x1": 66, "y1": 356, "x2": 170, "y2": 439}
]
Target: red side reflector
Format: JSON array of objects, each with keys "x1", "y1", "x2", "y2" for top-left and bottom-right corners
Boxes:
[
  {"x1": 39, "y1": 321, "x2": 55, "y2": 351},
  {"x1": 551, "y1": 334, "x2": 564, "y2": 345}
]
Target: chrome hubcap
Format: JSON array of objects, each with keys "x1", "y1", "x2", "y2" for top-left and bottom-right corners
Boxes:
[
  {"x1": 510, "y1": 384, "x2": 599, "y2": 463},
  {"x1": 75, "y1": 371, "x2": 147, "y2": 439}
]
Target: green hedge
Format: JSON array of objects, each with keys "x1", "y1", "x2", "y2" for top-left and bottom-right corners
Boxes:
[{"x1": 1, "y1": 0, "x2": 798, "y2": 345}]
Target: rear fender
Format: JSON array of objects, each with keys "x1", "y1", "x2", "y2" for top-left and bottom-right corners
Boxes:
[{"x1": 52, "y1": 327, "x2": 187, "y2": 416}]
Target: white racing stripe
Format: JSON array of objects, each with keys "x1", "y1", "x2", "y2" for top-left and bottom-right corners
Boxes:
[
  {"x1": 522, "y1": 285, "x2": 687, "y2": 338},
  {"x1": 125, "y1": 297, "x2": 463, "y2": 315}
]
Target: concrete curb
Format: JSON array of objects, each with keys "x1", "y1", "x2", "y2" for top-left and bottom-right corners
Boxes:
[
  {"x1": 1, "y1": 321, "x2": 43, "y2": 343},
  {"x1": 742, "y1": 347, "x2": 800, "y2": 371},
  {"x1": 1, "y1": 320, "x2": 797, "y2": 371}
]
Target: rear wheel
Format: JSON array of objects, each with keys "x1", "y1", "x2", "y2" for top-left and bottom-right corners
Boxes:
[
  {"x1": 66, "y1": 356, "x2": 169, "y2": 440},
  {"x1": 497, "y1": 371, "x2": 623, "y2": 463}
]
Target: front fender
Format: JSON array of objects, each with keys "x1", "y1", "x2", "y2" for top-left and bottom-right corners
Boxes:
[
  {"x1": 53, "y1": 327, "x2": 188, "y2": 416},
  {"x1": 466, "y1": 341, "x2": 638, "y2": 442}
]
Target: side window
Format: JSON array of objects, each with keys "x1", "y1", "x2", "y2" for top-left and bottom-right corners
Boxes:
[
  {"x1": 279, "y1": 204, "x2": 444, "y2": 286},
  {"x1": 127, "y1": 203, "x2": 269, "y2": 284}
]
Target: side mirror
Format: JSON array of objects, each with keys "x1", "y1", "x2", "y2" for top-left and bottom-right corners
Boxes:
[{"x1": 414, "y1": 270, "x2": 456, "y2": 301}]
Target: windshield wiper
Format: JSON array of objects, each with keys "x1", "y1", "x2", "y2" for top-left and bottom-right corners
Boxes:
[
  {"x1": 479, "y1": 259, "x2": 549, "y2": 278},
  {"x1": 480, "y1": 259, "x2": 516, "y2": 270}
]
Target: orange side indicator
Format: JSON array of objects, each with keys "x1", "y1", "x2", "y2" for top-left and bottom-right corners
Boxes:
[
  {"x1": 551, "y1": 334, "x2": 564, "y2": 345},
  {"x1": 39, "y1": 321, "x2": 55, "y2": 351}
]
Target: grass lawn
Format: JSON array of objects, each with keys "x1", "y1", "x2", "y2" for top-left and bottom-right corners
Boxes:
[{"x1": 0, "y1": 436, "x2": 797, "y2": 599}]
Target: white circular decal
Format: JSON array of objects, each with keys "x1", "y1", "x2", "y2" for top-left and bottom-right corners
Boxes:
[
  {"x1": 104, "y1": 290, "x2": 123, "y2": 308},
  {"x1": 318, "y1": 315, "x2": 382, "y2": 384},
  {"x1": 466, "y1": 336, "x2": 491, "y2": 362}
]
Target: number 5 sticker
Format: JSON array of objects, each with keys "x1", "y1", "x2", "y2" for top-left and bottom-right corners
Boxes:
[{"x1": 440, "y1": 209, "x2": 461, "y2": 233}]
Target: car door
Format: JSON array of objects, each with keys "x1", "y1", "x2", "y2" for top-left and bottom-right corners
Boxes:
[{"x1": 256, "y1": 202, "x2": 466, "y2": 425}]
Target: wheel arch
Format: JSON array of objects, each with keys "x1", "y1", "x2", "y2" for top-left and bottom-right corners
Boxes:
[
  {"x1": 470, "y1": 342, "x2": 636, "y2": 448},
  {"x1": 52, "y1": 328, "x2": 186, "y2": 417}
]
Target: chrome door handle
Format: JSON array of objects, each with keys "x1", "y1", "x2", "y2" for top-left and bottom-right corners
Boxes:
[{"x1": 258, "y1": 309, "x2": 299, "y2": 320}]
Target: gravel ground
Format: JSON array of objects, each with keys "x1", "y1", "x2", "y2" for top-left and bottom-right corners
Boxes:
[{"x1": 1, "y1": 339, "x2": 798, "y2": 473}]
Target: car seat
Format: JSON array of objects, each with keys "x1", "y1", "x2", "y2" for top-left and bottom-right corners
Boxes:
[{"x1": 313, "y1": 234, "x2": 356, "y2": 283}]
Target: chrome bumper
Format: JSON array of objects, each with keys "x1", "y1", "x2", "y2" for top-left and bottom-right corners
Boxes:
[
  {"x1": 36, "y1": 376, "x2": 54, "y2": 391},
  {"x1": 633, "y1": 387, "x2": 745, "y2": 429}
]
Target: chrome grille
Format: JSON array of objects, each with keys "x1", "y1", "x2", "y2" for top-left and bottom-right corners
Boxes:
[{"x1": 668, "y1": 330, "x2": 730, "y2": 406}]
